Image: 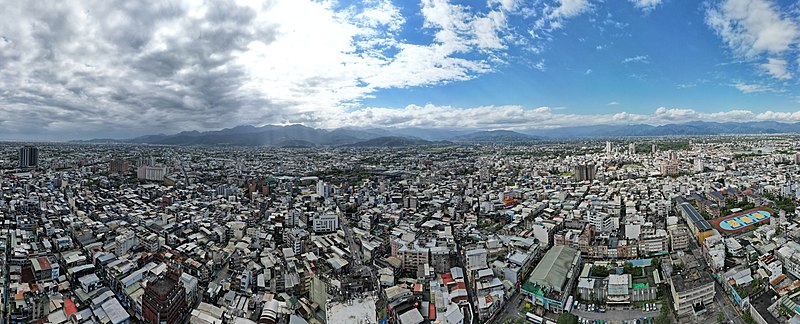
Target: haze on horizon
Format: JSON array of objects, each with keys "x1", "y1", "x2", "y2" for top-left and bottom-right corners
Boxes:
[{"x1": 1, "y1": 0, "x2": 799, "y2": 141}]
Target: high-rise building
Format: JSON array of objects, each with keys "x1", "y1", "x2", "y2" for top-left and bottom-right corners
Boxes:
[
  {"x1": 693, "y1": 159, "x2": 704, "y2": 173},
  {"x1": 143, "y1": 267, "x2": 187, "y2": 324},
  {"x1": 572, "y1": 164, "x2": 596, "y2": 181},
  {"x1": 18, "y1": 146, "x2": 39, "y2": 168},
  {"x1": 138, "y1": 165, "x2": 167, "y2": 181},
  {"x1": 628, "y1": 143, "x2": 636, "y2": 155},
  {"x1": 605, "y1": 141, "x2": 612, "y2": 155},
  {"x1": 109, "y1": 159, "x2": 129, "y2": 174}
]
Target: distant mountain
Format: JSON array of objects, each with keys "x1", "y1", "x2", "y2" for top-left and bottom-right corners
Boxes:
[
  {"x1": 454, "y1": 130, "x2": 541, "y2": 142},
  {"x1": 71, "y1": 121, "x2": 800, "y2": 146},
  {"x1": 524, "y1": 121, "x2": 800, "y2": 138},
  {"x1": 346, "y1": 136, "x2": 445, "y2": 147}
]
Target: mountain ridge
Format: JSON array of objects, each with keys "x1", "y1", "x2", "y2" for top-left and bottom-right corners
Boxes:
[{"x1": 71, "y1": 121, "x2": 800, "y2": 146}]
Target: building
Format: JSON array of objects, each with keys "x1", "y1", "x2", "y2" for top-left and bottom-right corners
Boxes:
[
  {"x1": 137, "y1": 165, "x2": 167, "y2": 182},
  {"x1": 312, "y1": 212, "x2": 339, "y2": 233},
  {"x1": 572, "y1": 164, "x2": 596, "y2": 182},
  {"x1": 520, "y1": 246, "x2": 580, "y2": 313},
  {"x1": 669, "y1": 225, "x2": 691, "y2": 251},
  {"x1": 391, "y1": 238, "x2": 430, "y2": 274},
  {"x1": 678, "y1": 202, "x2": 715, "y2": 244},
  {"x1": 19, "y1": 146, "x2": 39, "y2": 168},
  {"x1": 607, "y1": 274, "x2": 630, "y2": 305},
  {"x1": 110, "y1": 159, "x2": 129, "y2": 174},
  {"x1": 465, "y1": 248, "x2": 488, "y2": 271},
  {"x1": 668, "y1": 266, "x2": 714, "y2": 317},
  {"x1": 142, "y1": 267, "x2": 187, "y2": 324}
]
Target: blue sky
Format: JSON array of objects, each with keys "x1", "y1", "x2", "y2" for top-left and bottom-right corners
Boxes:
[
  {"x1": 362, "y1": 0, "x2": 798, "y2": 114},
  {"x1": 1, "y1": 0, "x2": 800, "y2": 139}
]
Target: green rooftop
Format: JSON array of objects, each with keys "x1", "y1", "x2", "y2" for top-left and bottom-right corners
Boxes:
[{"x1": 522, "y1": 245, "x2": 579, "y2": 293}]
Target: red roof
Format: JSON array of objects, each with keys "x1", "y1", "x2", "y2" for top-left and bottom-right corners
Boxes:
[
  {"x1": 451, "y1": 282, "x2": 466, "y2": 291},
  {"x1": 64, "y1": 298, "x2": 77, "y2": 316},
  {"x1": 429, "y1": 304, "x2": 436, "y2": 320},
  {"x1": 37, "y1": 257, "x2": 51, "y2": 270}
]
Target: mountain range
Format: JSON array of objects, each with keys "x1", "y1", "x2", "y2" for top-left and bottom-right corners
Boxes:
[{"x1": 72, "y1": 121, "x2": 800, "y2": 146}]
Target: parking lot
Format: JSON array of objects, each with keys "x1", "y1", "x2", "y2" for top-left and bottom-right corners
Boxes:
[{"x1": 571, "y1": 302, "x2": 660, "y2": 323}]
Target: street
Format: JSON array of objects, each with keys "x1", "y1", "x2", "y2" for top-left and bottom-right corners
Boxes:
[{"x1": 713, "y1": 280, "x2": 744, "y2": 324}]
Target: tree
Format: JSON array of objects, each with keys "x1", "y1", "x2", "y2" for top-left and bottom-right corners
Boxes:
[
  {"x1": 742, "y1": 311, "x2": 757, "y2": 324},
  {"x1": 717, "y1": 312, "x2": 726, "y2": 323},
  {"x1": 623, "y1": 261, "x2": 635, "y2": 275},
  {"x1": 652, "y1": 258, "x2": 662, "y2": 271},
  {"x1": 590, "y1": 265, "x2": 609, "y2": 277},
  {"x1": 557, "y1": 312, "x2": 578, "y2": 324},
  {"x1": 655, "y1": 296, "x2": 671, "y2": 324}
]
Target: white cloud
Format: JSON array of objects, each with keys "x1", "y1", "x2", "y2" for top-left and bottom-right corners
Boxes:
[
  {"x1": 731, "y1": 82, "x2": 782, "y2": 93},
  {"x1": 629, "y1": 0, "x2": 663, "y2": 12},
  {"x1": 490, "y1": 0, "x2": 520, "y2": 11},
  {"x1": 621, "y1": 55, "x2": 649, "y2": 64},
  {"x1": 324, "y1": 105, "x2": 800, "y2": 129},
  {"x1": 607, "y1": 101, "x2": 620, "y2": 105},
  {"x1": 585, "y1": 69, "x2": 592, "y2": 75},
  {"x1": 534, "y1": 0, "x2": 592, "y2": 33},
  {"x1": 755, "y1": 110, "x2": 800, "y2": 121},
  {"x1": 761, "y1": 57, "x2": 792, "y2": 79},
  {"x1": 0, "y1": 0, "x2": 528, "y2": 139},
  {"x1": 533, "y1": 60, "x2": 547, "y2": 71},
  {"x1": 552, "y1": 0, "x2": 591, "y2": 19},
  {"x1": 706, "y1": 0, "x2": 798, "y2": 58}
]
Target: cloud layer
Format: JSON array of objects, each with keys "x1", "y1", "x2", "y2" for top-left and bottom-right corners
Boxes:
[
  {"x1": 324, "y1": 105, "x2": 800, "y2": 130},
  {"x1": 1, "y1": 0, "x2": 596, "y2": 139},
  {"x1": 0, "y1": 0, "x2": 798, "y2": 140},
  {"x1": 706, "y1": 0, "x2": 799, "y2": 80}
]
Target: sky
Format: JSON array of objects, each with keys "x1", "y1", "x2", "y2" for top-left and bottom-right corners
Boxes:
[{"x1": 1, "y1": 0, "x2": 800, "y2": 140}]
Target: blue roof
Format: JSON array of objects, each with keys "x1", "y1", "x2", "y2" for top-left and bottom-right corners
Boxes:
[
  {"x1": 681, "y1": 203, "x2": 713, "y2": 232},
  {"x1": 628, "y1": 259, "x2": 652, "y2": 267}
]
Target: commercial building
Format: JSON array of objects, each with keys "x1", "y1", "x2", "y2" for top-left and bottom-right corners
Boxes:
[
  {"x1": 142, "y1": 268, "x2": 188, "y2": 324},
  {"x1": 312, "y1": 212, "x2": 339, "y2": 233},
  {"x1": 19, "y1": 145, "x2": 39, "y2": 168},
  {"x1": 667, "y1": 254, "x2": 715, "y2": 318},
  {"x1": 521, "y1": 246, "x2": 580, "y2": 313},
  {"x1": 137, "y1": 165, "x2": 166, "y2": 182}
]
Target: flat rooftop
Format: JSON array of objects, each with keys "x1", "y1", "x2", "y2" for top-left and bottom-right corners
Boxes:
[{"x1": 326, "y1": 295, "x2": 377, "y2": 324}]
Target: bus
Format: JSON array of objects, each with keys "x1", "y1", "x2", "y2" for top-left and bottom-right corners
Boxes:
[
  {"x1": 565, "y1": 295, "x2": 574, "y2": 312},
  {"x1": 525, "y1": 312, "x2": 543, "y2": 324}
]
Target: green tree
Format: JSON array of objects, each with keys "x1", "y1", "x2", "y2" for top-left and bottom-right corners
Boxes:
[
  {"x1": 717, "y1": 312, "x2": 725, "y2": 323},
  {"x1": 655, "y1": 297, "x2": 671, "y2": 324},
  {"x1": 742, "y1": 311, "x2": 757, "y2": 324},
  {"x1": 557, "y1": 312, "x2": 578, "y2": 324},
  {"x1": 623, "y1": 261, "x2": 635, "y2": 275},
  {"x1": 652, "y1": 258, "x2": 662, "y2": 271},
  {"x1": 590, "y1": 265, "x2": 609, "y2": 277}
]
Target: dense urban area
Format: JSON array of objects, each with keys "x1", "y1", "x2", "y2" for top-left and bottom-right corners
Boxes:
[{"x1": 2, "y1": 135, "x2": 800, "y2": 324}]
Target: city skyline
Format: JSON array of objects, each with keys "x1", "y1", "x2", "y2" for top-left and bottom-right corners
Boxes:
[{"x1": 2, "y1": 0, "x2": 800, "y2": 140}]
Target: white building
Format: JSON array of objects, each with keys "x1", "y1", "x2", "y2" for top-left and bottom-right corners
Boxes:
[
  {"x1": 465, "y1": 248, "x2": 488, "y2": 271},
  {"x1": 312, "y1": 212, "x2": 339, "y2": 233},
  {"x1": 136, "y1": 165, "x2": 166, "y2": 181}
]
